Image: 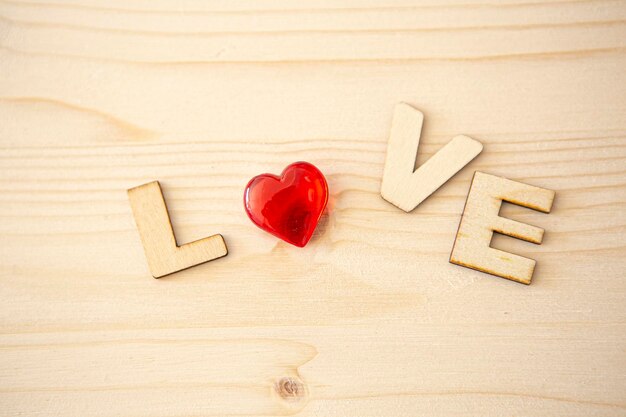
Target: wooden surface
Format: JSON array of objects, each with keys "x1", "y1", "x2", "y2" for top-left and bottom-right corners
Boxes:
[{"x1": 1, "y1": 0, "x2": 625, "y2": 416}]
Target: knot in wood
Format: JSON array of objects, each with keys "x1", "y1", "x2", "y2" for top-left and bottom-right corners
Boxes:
[{"x1": 275, "y1": 377, "x2": 304, "y2": 400}]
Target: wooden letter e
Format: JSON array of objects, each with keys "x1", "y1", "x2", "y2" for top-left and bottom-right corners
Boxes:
[{"x1": 450, "y1": 172, "x2": 555, "y2": 284}]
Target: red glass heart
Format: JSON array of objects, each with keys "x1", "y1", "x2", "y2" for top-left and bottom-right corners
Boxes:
[{"x1": 244, "y1": 161, "x2": 328, "y2": 247}]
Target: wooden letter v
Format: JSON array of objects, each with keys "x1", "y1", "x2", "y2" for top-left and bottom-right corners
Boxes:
[{"x1": 381, "y1": 103, "x2": 483, "y2": 212}]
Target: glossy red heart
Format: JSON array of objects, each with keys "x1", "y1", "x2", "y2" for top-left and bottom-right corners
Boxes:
[{"x1": 244, "y1": 162, "x2": 328, "y2": 247}]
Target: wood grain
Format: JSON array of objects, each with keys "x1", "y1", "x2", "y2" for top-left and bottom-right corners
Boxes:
[{"x1": 1, "y1": 0, "x2": 625, "y2": 416}]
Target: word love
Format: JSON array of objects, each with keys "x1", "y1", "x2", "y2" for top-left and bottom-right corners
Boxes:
[{"x1": 128, "y1": 103, "x2": 555, "y2": 284}]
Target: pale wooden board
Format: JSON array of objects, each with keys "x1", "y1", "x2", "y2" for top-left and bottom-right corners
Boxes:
[{"x1": 1, "y1": 0, "x2": 625, "y2": 416}]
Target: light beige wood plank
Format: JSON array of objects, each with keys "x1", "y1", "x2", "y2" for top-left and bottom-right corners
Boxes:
[
  {"x1": 0, "y1": 0, "x2": 625, "y2": 416},
  {"x1": 450, "y1": 171, "x2": 555, "y2": 284}
]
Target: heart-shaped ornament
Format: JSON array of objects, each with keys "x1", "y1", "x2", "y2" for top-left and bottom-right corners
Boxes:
[{"x1": 244, "y1": 162, "x2": 328, "y2": 247}]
